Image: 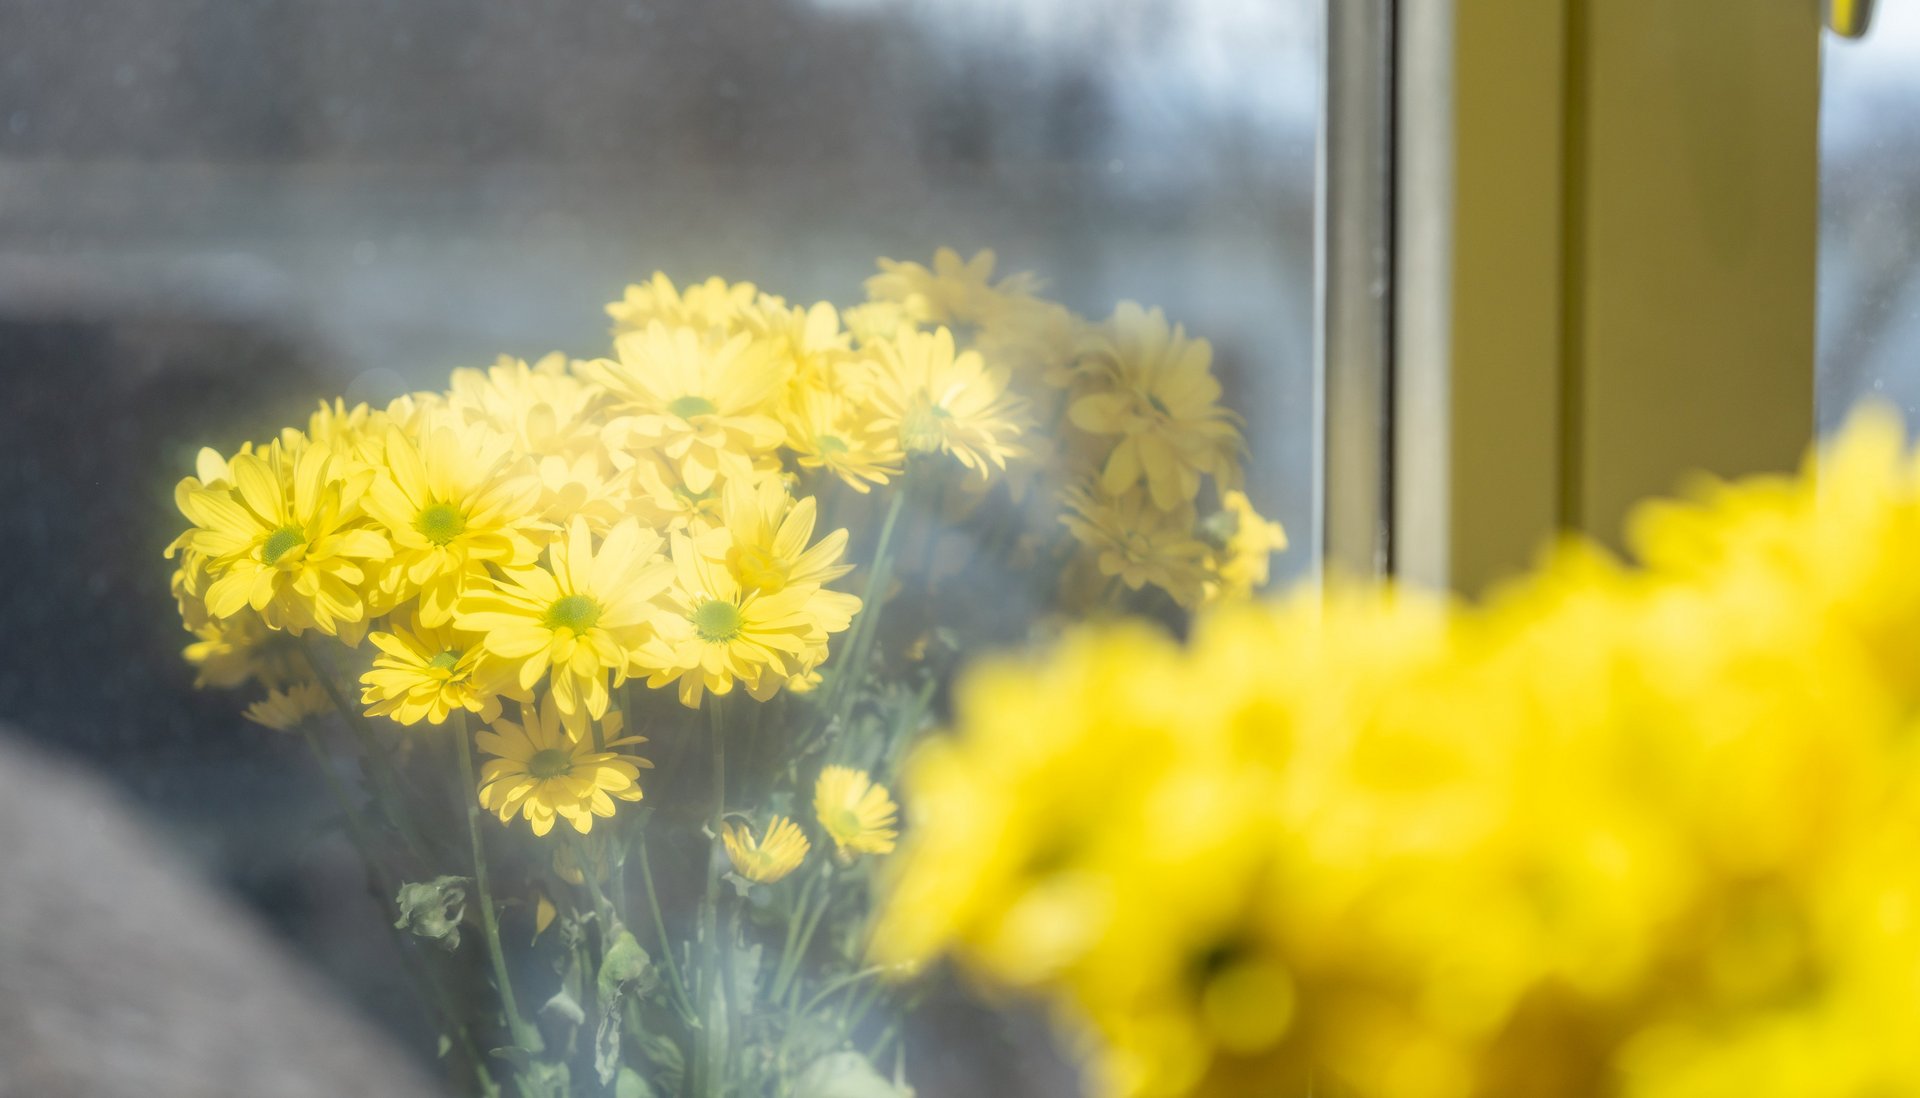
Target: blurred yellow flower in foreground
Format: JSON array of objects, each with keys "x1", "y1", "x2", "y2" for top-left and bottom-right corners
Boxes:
[{"x1": 879, "y1": 405, "x2": 1920, "y2": 1098}]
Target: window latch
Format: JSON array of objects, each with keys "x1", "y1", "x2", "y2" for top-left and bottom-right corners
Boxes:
[{"x1": 1828, "y1": 0, "x2": 1878, "y2": 38}]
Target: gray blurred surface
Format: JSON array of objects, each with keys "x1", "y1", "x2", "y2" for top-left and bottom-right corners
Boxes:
[{"x1": 0, "y1": 730, "x2": 443, "y2": 1098}]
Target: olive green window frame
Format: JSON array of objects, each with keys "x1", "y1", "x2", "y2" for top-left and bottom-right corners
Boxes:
[{"x1": 1322, "y1": 0, "x2": 1827, "y2": 593}]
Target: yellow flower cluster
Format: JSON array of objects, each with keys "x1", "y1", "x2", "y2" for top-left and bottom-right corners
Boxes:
[
  {"x1": 878, "y1": 407, "x2": 1920, "y2": 1097},
  {"x1": 168, "y1": 252, "x2": 1288, "y2": 838},
  {"x1": 856, "y1": 250, "x2": 1282, "y2": 608}
]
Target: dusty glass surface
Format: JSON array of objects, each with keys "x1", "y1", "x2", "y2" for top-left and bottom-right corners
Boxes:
[
  {"x1": 1820, "y1": 5, "x2": 1920, "y2": 427},
  {"x1": 0, "y1": 1, "x2": 1320, "y2": 1092}
]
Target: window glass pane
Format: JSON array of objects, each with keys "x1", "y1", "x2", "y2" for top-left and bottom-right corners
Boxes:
[
  {"x1": 0, "y1": 1, "x2": 1320, "y2": 1092},
  {"x1": 1820, "y1": 6, "x2": 1920, "y2": 427}
]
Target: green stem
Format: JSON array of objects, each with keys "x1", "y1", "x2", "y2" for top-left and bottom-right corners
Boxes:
[
  {"x1": 298, "y1": 636, "x2": 429, "y2": 859},
  {"x1": 698, "y1": 700, "x2": 730, "y2": 1097},
  {"x1": 814, "y1": 484, "x2": 910, "y2": 744},
  {"x1": 638, "y1": 837, "x2": 697, "y2": 1023},
  {"x1": 782, "y1": 873, "x2": 835, "y2": 1010},
  {"x1": 452, "y1": 711, "x2": 541, "y2": 1055},
  {"x1": 300, "y1": 726, "x2": 498, "y2": 1098},
  {"x1": 769, "y1": 866, "x2": 819, "y2": 1003}
]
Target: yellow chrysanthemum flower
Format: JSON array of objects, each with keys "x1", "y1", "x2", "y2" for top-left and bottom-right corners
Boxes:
[
  {"x1": 605, "y1": 272, "x2": 760, "y2": 337},
  {"x1": 643, "y1": 532, "x2": 860, "y2": 707},
  {"x1": 583, "y1": 321, "x2": 790, "y2": 494},
  {"x1": 454, "y1": 517, "x2": 672, "y2": 726},
  {"x1": 181, "y1": 441, "x2": 391, "y2": 639},
  {"x1": 865, "y1": 247, "x2": 1043, "y2": 328},
  {"x1": 1069, "y1": 302, "x2": 1244, "y2": 511},
  {"x1": 475, "y1": 695, "x2": 650, "y2": 837},
  {"x1": 1200, "y1": 491, "x2": 1288, "y2": 603},
  {"x1": 362, "y1": 424, "x2": 544, "y2": 625},
  {"x1": 447, "y1": 353, "x2": 607, "y2": 459},
  {"x1": 869, "y1": 326, "x2": 1025, "y2": 478},
  {"x1": 615, "y1": 450, "x2": 778, "y2": 536},
  {"x1": 721, "y1": 815, "x2": 810, "y2": 884},
  {"x1": 360, "y1": 612, "x2": 515, "y2": 726},
  {"x1": 243, "y1": 681, "x2": 332, "y2": 731},
  {"x1": 782, "y1": 382, "x2": 904, "y2": 494},
  {"x1": 1062, "y1": 486, "x2": 1212, "y2": 607},
  {"x1": 710, "y1": 477, "x2": 855, "y2": 595},
  {"x1": 813, "y1": 765, "x2": 899, "y2": 860}
]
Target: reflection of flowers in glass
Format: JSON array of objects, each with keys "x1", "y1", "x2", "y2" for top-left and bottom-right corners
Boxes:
[
  {"x1": 244, "y1": 681, "x2": 332, "y2": 731},
  {"x1": 865, "y1": 246, "x2": 1042, "y2": 328},
  {"x1": 813, "y1": 766, "x2": 899, "y2": 860},
  {"x1": 1062, "y1": 486, "x2": 1211, "y2": 607},
  {"x1": 722, "y1": 815, "x2": 810, "y2": 884},
  {"x1": 1069, "y1": 302, "x2": 1244, "y2": 511},
  {"x1": 475, "y1": 695, "x2": 650, "y2": 837}
]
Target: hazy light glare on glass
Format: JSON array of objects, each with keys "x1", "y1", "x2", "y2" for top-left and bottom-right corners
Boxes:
[{"x1": 1820, "y1": 4, "x2": 1920, "y2": 429}]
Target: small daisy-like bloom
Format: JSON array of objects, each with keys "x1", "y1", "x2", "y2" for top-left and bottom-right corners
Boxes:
[
  {"x1": 475, "y1": 696, "x2": 650, "y2": 837},
  {"x1": 813, "y1": 766, "x2": 900, "y2": 860},
  {"x1": 447, "y1": 353, "x2": 607, "y2": 460},
  {"x1": 721, "y1": 816, "x2": 810, "y2": 884},
  {"x1": 1201, "y1": 490, "x2": 1288, "y2": 603},
  {"x1": 841, "y1": 300, "x2": 917, "y2": 347},
  {"x1": 363, "y1": 424, "x2": 544, "y2": 625},
  {"x1": 454, "y1": 517, "x2": 672, "y2": 726},
  {"x1": 782, "y1": 383, "x2": 904, "y2": 494},
  {"x1": 865, "y1": 247, "x2": 1043, "y2": 328},
  {"x1": 710, "y1": 477, "x2": 855, "y2": 595},
  {"x1": 1068, "y1": 302, "x2": 1245, "y2": 511},
  {"x1": 869, "y1": 326, "x2": 1025, "y2": 479},
  {"x1": 181, "y1": 441, "x2": 391, "y2": 639},
  {"x1": 360, "y1": 612, "x2": 515, "y2": 726},
  {"x1": 244, "y1": 681, "x2": 332, "y2": 731},
  {"x1": 616, "y1": 451, "x2": 770, "y2": 536},
  {"x1": 643, "y1": 532, "x2": 861, "y2": 707},
  {"x1": 605, "y1": 272, "x2": 760, "y2": 337},
  {"x1": 582, "y1": 321, "x2": 790, "y2": 494},
  {"x1": 1062, "y1": 486, "x2": 1211, "y2": 607}
]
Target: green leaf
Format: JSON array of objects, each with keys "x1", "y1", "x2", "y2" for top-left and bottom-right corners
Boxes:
[
  {"x1": 792, "y1": 1052, "x2": 907, "y2": 1098},
  {"x1": 436, "y1": 1034, "x2": 452, "y2": 1060},
  {"x1": 392, "y1": 875, "x2": 470, "y2": 952},
  {"x1": 616, "y1": 1067, "x2": 657, "y2": 1098}
]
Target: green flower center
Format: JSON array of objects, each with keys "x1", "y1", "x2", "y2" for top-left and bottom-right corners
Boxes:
[
  {"x1": 426, "y1": 649, "x2": 462, "y2": 672},
  {"x1": 899, "y1": 399, "x2": 945, "y2": 455},
  {"x1": 668, "y1": 394, "x2": 718, "y2": 420},
  {"x1": 692, "y1": 598, "x2": 745, "y2": 643},
  {"x1": 1145, "y1": 391, "x2": 1173, "y2": 418},
  {"x1": 413, "y1": 502, "x2": 466, "y2": 546},
  {"x1": 527, "y1": 747, "x2": 573, "y2": 780},
  {"x1": 817, "y1": 434, "x2": 850, "y2": 455},
  {"x1": 543, "y1": 594, "x2": 603, "y2": 633},
  {"x1": 262, "y1": 525, "x2": 306, "y2": 565}
]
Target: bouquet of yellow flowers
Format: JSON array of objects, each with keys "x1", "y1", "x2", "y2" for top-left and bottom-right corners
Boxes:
[
  {"x1": 163, "y1": 248, "x2": 1285, "y2": 1097},
  {"x1": 877, "y1": 408, "x2": 1920, "y2": 1098}
]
